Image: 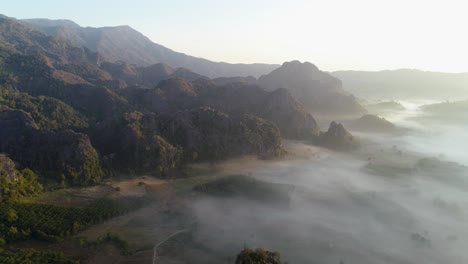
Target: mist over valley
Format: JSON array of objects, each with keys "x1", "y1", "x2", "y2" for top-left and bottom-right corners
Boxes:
[{"x1": 0, "y1": 9, "x2": 467, "y2": 264}]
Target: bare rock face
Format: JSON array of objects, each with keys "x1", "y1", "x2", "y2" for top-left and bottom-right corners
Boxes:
[
  {"x1": 0, "y1": 154, "x2": 17, "y2": 181},
  {"x1": 258, "y1": 61, "x2": 366, "y2": 115},
  {"x1": 320, "y1": 121, "x2": 358, "y2": 150}
]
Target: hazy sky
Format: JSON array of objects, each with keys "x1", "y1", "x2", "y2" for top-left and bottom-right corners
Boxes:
[{"x1": 3, "y1": 0, "x2": 467, "y2": 72}]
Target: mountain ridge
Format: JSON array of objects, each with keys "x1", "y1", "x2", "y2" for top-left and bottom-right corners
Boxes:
[
  {"x1": 20, "y1": 16, "x2": 279, "y2": 78},
  {"x1": 333, "y1": 69, "x2": 468, "y2": 100},
  {"x1": 0, "y1": 14, "x2": 358, "y2": 186}
]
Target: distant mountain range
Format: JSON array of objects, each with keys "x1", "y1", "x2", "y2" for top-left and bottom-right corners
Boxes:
[
  {"x1": 333, "y1": 70, "x2": 468, "y2": 100},
  {"x1": 11, "y1": 15, "x2": 468, "y2": 102},
  {"x1": 20, "y1": 18, "x2": 279, "y2": 78},
  {"x1": 3, "y1": 14, "x2": 467, "y2": 101}
]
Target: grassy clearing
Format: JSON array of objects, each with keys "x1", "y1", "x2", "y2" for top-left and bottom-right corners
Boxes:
[{"x1": 23, "y1": 185, "x2": 114, "y2": 207}]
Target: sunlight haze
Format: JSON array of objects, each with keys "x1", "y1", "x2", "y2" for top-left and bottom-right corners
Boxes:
[
  {"x1": 2, "y1": 1, "x2": 468, "y2": 264},
  {"x1": 3, "y1": 0, "x2": 468, "y2": 72}
]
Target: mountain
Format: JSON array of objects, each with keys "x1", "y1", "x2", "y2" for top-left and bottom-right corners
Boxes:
[
  {"x1": 21, "y1": 18, "x2": 279, "y2": 78},
  {"x1": 333, "y1": 69, "x2": 468, "y2": 100},
  {"x1": 258, "y1": 61, "x2": 366, "y2": 116},
  {"x1": 0, "y1": 14, "x2": 357, "y2": 189},
  {"x1": 0, "y1": 16, "x2": 292, "y2": 183},
  {"x1": 366, "y1": 101, "x2": 406, "y2": 114},
  {"x1": 122, "y1": 78, "x2": 322, "y2": 141},
  {"x1": 0, "y1": 107, "x2": 103, "y2": 186},
  {"x1": 0, "y1": 16, "x2": 102, "y2": 66},
  {"x1": 420, "y1": 100, "x2": 468, "y2": 122},
  {"x1": 348, "y1": 114, "x2": 398, "y2": 133},
  {"x1": 319, "y1": 121, "x2": 357, "y2": 150}
]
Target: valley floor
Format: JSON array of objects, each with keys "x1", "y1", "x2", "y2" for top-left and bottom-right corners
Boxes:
[{"x1": 8, "y1": 117, "x2": 468, "y2": 264}]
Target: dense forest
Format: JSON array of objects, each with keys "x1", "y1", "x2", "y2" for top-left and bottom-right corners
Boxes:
[{"x1": 0, "y1": 15, "x2": 354, "y2": 263}]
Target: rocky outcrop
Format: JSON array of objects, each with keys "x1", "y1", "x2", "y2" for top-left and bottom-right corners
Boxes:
[
  {"x1": 158, "y1": 107, "x2": 283, "y2": 161},
  {"x1": 0, "y1": 153, "x2": 43, "y2": 202},
  {"x1": 92, "y1": 111, "x2": 180, "y2": 173},
  {"x1": 260, "y1": 88, "x2": 320, "y2": 140},
  {"x1": 130, "y1": 79, "x2": 321, "y2": 142},
  {"x1": 258, "y1": 61, "x2": 366, "y2": 115},
  {"x1": 93, "y1": 107, "x2": 283, "y2": 169},
  {"x1": 320, "y1": 121, "x2": 358, "y2": 150},
  {"x1": 203, "y1": 82, "x2": 321, "y2": 141},
  {"x1": 0, "y1": 154, "x2": 17, "y2": 181},
  {"x1": 0, "y1": 109, "x2": 103, "y2": 185}
]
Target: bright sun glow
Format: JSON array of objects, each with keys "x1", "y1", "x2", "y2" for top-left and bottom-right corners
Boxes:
[{"x1": 3, "y1": 0, "x2": 468, "y2": 72}]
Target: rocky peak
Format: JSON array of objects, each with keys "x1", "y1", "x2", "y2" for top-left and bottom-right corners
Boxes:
[
  {"x1": 0, "y1": 108, "x2": 103, "y2": 186},
  {"x1": 327, "y1": 121, "x2": 348, "y2": 137},
  {"x1": 281, "y1": 60, "x2": 319, "y2": 72},
  {"x1": 258, "y1": 61, "x2": 365, "y2": 115},
  {"x1": 261, "y1": 88, "x2": 321, "y2": 140},
  {"x1": 320, "y1": 121, "x2": 358, "y2": 150},
  {"x1": 0, "y1": 154, "x2": 18, "y2": 181}
]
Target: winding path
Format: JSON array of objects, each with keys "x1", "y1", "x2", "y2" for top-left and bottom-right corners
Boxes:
[{"x1": 152, "y1": 229, "x2": 190, "y2": 264}]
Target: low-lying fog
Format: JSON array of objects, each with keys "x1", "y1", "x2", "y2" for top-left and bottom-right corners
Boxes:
[{"x1": 187, "y1": 101, "x2": 468, "y2": 264}]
